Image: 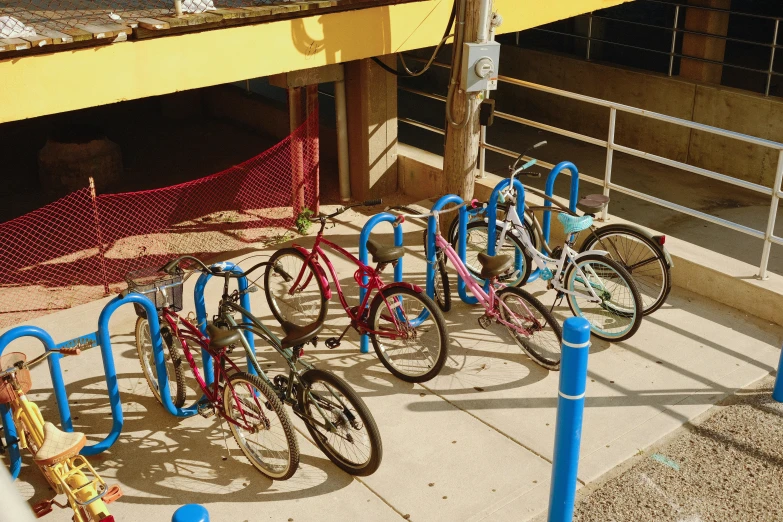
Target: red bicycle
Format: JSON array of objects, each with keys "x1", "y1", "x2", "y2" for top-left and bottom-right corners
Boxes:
[{"x1": 264, "y1": 201, "x2": 449, "y2": 383}]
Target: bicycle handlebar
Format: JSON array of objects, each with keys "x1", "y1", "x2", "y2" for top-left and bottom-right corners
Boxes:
[
  {"x1": 161, "y1": 255, "x2": 271, "y2": 279},
  {"x1": 389, "y1": 199, "x2": 480, "y2": 221},
  {"x1": 0, "y1": 348, "x2": 81, "y2": 378},
  {"x1": 311, "y1": 199, "x2": 383, "y2": 222}
]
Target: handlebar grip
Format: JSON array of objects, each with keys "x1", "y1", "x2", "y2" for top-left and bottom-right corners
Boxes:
[
  {"x1": 59, "y1": 348, "x2": 81, "y2": 356},
  {"x1": 161, "y1": 259, "x2": 179, "y2": 274},
  {"x1": 363, "y1": 199, "x2": 382, "y2": 206},
  {"x1": 470, "y1": 199, "x2": 480, "y2": 209}
]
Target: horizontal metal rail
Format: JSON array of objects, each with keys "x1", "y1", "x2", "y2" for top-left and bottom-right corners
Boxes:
[{"x1": 397, "y1": 51, "x2": 783, "y2": 278}]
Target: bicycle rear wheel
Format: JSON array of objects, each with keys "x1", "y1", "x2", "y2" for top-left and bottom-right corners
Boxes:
[
  {"x1": 298, "y1": 369, "x2": 382, "y2": 476},
  {"x1": 497, "y1": 287, "x2": 563, "y2": 370},
  {"x1": 368, "y1": 286, "x2": 449, "y2": 383},
  {"x1": 563, "y1": 254, "x2": 643, "y2": 342},
  {"x1": 223, "y1": 372, "x2": 299, "y2": 480},
  {"x1": 265, "y1": 248, "x2": 328, "y2": 326},
  {"x1": 580, "y1": 225, "x2": 671, "y2": 315},
  {"x1": 135, "y1": 317, "x2": 186, "y2": 408}
]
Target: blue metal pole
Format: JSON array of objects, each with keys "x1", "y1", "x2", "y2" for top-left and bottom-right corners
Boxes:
[
  {"x1": 548, "y1": 316, "x2": 591, "y2": 522},
  {"x1": 172, "y1": 504, "x2": 210, "y2": 522},
  {"x1": 0, "y1": 404, "x2": 20, "y2": 479},
  {"x1": 359, "y1": 213, "x2": 404, "y2": 353},
  {"x1": 486, "y1": 179, "x2": 527, "y2": 291},
  {"x1": 773, "y1": 344, "x2": 783, "y2": 402},
  {"x1": 542, "y1": 162, "x2": 580, "y2": 245},
  {"x1": 427, "y1": 194, "x2": 477, "y2": 305},
  {"x1": 194, "y1": 262, "x2": 257, "y2": 378}
]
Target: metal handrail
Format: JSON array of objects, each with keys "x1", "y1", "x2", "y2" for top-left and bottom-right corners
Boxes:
[
  {"x1": 533, "y1": 0, "x2": 781, "y2": 96},
  {"x1": 397, "y1": 55, "x2": 783, "y2": 278}
]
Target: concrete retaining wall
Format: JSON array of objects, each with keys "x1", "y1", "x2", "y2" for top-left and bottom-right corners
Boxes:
[{"x1": 494, "y1": 47, "x2": 783, "y2": 187}]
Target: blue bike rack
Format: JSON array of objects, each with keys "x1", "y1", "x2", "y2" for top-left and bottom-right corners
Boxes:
[
  {"x1": 194, "y1": 262, "x2": 257, "y2": 381},
  {"x1": 486, "y1": 179, "x2": 529, "y2": 290},
  {"x1": 425, "y1": 194, "x2": 477, "y2": 305},
  {"x1": 773, "y1": 342, "x2": 783, "y2": 402},
  {"x1": 541, "y1": 161, "x2": 580, "y2": 245},
  {"x1": 548, "y1": 316, "x2": 591, "y2": 522},
  {"x1": 358, "y1": 213, "x2": 404, "y2": 354},
  {"x1": 0, "y1": 293, "x2": 192, "y2": 479}
]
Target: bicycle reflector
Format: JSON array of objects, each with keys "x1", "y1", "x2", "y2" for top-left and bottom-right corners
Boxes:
[{"x1": 654, "y1": 235, "x2": 666, "y2": 246}]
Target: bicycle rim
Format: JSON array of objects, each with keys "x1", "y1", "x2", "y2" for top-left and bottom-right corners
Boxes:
[
  {"x1": 498, "y1": 287, "x2": 562, "y2": 370},
  {"x1": 298, "y1": 369, "x2": 382, "y2": 476},
  {"x1": 369, "y1": 287, "x2": 448, "y2": 382},
  {"x1": 135, "y1": 317, "x2": 185, "y2": 407},
  {"x1": 224, "y1": 373, "x2": 299, "y2": 480},
  {"x1": 565, "y1": 255, "x2": 641, "y2": 341},
  {"x1": 265, "y1": 249, "x2": 326, "y2": 326},
  {"x1": 585, "y1": 229, "x2": 670, "y2": 314}
]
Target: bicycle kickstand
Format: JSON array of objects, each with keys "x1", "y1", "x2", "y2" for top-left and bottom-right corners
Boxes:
[
  {"x1": 549, "y1": 292, "x2": 565, "y2": 315},
  {"x1": 325, "y1": 324, "x2": 352, "y2": 349}
]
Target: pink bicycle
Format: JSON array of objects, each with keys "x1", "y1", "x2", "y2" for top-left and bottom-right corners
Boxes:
[
  {"x1": 264, "y1": 201, "x2": 449, "y2": 383},
  {"x1": 399, "y1": 201, "x2": 563, "y2": 371}
]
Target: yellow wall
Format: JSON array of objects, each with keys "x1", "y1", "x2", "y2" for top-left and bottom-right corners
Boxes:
[{"x1": 0, "y1": 0, "x2": 629, "y2": 123}]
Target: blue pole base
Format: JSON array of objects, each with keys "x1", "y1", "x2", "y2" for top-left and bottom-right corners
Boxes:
[
  {"x1": 773, "y1": 346, "x2": 783, "y2": 402},
  {"x1": 172, "y1": 504, "x2": 210, "y2": 522}
]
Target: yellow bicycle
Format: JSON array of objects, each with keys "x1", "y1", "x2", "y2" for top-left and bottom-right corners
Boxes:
[{"x1": 0, "y1": 348, "x2": 122, "y2": 522}]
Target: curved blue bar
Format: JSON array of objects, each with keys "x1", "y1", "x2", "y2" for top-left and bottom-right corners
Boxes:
[
  {"x1": 85, "y1": 293, "x2": 195, "y2": 456},
  {"x1": 773, "y1": 344, "x2": 783, "y2": 402},
  {"x1": 359, "y1": 213, "x2": 403, "y2": 354},
  {"x1": 548, "y1": 317, "x2": 591, "y2": 522},
  {"x1": 428, "y1": 194, "x2": 476, "y2": 305},
  {"x1": 0, "y1": 325, "x2": 59, "y2": 479},
  {"x1": 486, "y1": 179, "x2": 528, "y2": 292},
  {"x1": 194, "y1": 262, "x2": 257, "y2": 379},
  {"x1": 542, "y1": 161, "x2": 580, "y2": 244}
]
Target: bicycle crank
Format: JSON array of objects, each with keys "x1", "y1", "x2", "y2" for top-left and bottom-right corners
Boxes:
[{"x1": 478, "y1": 314, "x2": 492, "y2": 330}]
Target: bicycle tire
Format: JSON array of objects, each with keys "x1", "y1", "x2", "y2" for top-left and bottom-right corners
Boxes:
[
  {"x1": 135, "y1": 317, "x2": 187, "y2": 408},
  {"x1": 223, "y1": 371, "x2": 300, "y2": 480},
  {"x1": 563, "y1": 254, "x2": 643, "y2": 342},
  {"x1": 297, "y1": 368, "x2": 382, "y2": 476},
  {"x1": 447, "y1": 205, "x2": 543, "y2": 254},
  {"x1": 497, "y1": 287, "x2": 563, "y2": 370},
  {"x1": 457, "y1": 221, "x2": 533, "y2": 287},
  {"x1": 367, "y1": 286, "x2": 449, "y2": 383},
  {"x1": 419, "y1": 229, "x2": 451, "y2": 312},
  {"x1": 580, "y1": 225, "x2": 671, "y2": 315},
  {"x1": 264, "y1": 248, "x2": 328, "y2": 327}
]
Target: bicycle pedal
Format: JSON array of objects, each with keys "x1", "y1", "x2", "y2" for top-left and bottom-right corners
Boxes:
[
  {"x1": 477, "y1": 315, "x2": 492, "y2": 330},
  {"x1": 104, "y1": 484, "x2": 123, "y2": 504},
  {"x1": 197, "y1": 403, "x2": 216, "y2": 419},
  {"x1": 32, "y1": 499, "x2": 54, "y2": 517},
  {"x1": 325, "y1": 337, "x2": 341, "y2": 349}
]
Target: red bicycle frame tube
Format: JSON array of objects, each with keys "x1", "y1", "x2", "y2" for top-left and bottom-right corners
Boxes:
[{"x1": 291, "y1": 235, "x2": 422, "y2": 338}]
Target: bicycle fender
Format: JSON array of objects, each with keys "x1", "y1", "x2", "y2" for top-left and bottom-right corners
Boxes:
[
  {"x1": 291, "y1": 245, "x2": 332, "y2": 300},
  {"x1": 380, "y1": 281, "x2": 424, "y2": 294},
  {"x1": 584, "y1": 223, "x2": 673, "y2": 268},
  {"x1": 575, "y1": 249, "x2": 609, "y2": 259}
]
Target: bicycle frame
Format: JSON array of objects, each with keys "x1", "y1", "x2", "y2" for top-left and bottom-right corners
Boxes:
[
  {"x1": 496, "y1": 198, "x2": 610, "y2": 304},
  {"x1": 157, "y1": 309, "x2": 265, "y2": 432},
  {"x1": 432, "y1": 218, "x2": 545, "y2": 336},
  {"x1": 290, "y1": 231, "x2": 422, "y2": 339}
]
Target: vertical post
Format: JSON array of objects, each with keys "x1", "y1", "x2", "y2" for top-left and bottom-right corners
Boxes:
[
  {"x1": 335, "y1": 75, "x2": 352, "y2": 202},
  {"x1": 548, "y1": 317, "x2": 591, "y2": 522},
  {"x1": 172, "y1": 504, "x2": 210, "y2": 522},
  {"x1": 289, "y1": 87, "x2": 306, "y2": 217},
  {"x1": 601, "y1": 108, "x2": 616, "y2": 222},
  {"x1": 586, "y1": 13, "x2": 593, "y2": 60},
  {"x1": 479, "y1": 127, "x2": 487, "y2": 178},
  {"x1": 306, "y1": 84, "x2": 320, "y2": 215},
  {"x1": 766, "y1": 19, "x2": 779, "y2": 97},
  {"x1": 759, "y1": 150, "x2": 783, "y2": 279},
  {"x1": 773, "y1": 342, "x2": 783, "y2": 402},
  {"x1": 88, "y1": 177, "x2": 110, "y2": 295},
  {"x1": 174, "y1": 0, "x2": 182, "y2": 16},
  {"x1": 668, "y1": 5, "x2": 680, "y2": 77}
]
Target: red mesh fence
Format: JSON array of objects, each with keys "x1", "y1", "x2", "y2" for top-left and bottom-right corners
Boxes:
[{"x1": 0, "y1": 110, "x2": 319, "y2": 329}]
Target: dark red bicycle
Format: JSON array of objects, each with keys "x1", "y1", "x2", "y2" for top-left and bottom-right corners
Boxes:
[{"x1": 264, "y1": 201, "x2": 449, "y2": 383}]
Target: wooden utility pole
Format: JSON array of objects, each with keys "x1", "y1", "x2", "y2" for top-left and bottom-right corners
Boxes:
[{"x1": 443, "y1": 0, "x2": 489, "y2": 200}]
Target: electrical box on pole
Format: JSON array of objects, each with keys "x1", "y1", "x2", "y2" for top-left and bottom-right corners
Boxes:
[{"x1": 460, "y1": 41, "x2": 500, "y2": 93}]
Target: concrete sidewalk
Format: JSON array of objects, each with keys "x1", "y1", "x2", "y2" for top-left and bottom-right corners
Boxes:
[{"x1": 2, "y1": 206, "x2": 782, "y2": 522}]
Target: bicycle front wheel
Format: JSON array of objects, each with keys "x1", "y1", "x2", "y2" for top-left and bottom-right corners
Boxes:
[
  {"x1": 459, "y1": 221, "x2": 533, "y2": 287},
  {"x1": 368, "y1": 286, "x2": 449, "y2": 383},
  {"x1": 223, "y1": 372, "x2": 300, "y2": 480},
  {"x1": 580, "y1": 225, "x2": 671, "y2": 315},
  {"x1": 135, "y1": 317, "x2": 186, "y2": 408},
  {"x1": 563, "y1": 254, "x2": 643, "y2": 342},
  {"x1": 497, "y1": 287, "x2": 563, "y2": 370},
  {"x1": 265, "y1": 248, "x2": 328, "y2": 326},
  {"x1": 298, "y1": 369, "x2": 382, "y2": 476}
]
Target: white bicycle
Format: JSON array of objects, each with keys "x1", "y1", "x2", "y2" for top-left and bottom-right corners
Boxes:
[{"x1": 464, "y1": 142, "x2": 643, "y2": 342}]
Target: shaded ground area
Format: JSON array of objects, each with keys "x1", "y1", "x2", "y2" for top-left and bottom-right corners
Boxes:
[{"x1": 574, "y1": 376, "x2": 783, "y2": 522}]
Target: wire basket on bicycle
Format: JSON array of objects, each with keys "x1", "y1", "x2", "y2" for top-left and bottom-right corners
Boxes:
[
  {"x1": 125, "y1": 267, "x2": 184, "y2": 318},
  {"x1": 0, "y1": 353, "x2": 32, "y2": 404}
]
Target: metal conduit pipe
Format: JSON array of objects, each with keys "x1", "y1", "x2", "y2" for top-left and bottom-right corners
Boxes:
[{"x1": 335, "y1": 67, "x2": 351, "y2": 202}]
